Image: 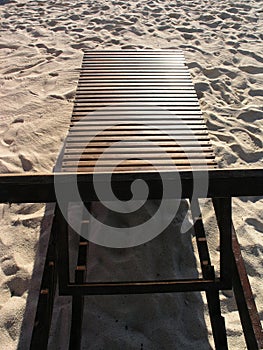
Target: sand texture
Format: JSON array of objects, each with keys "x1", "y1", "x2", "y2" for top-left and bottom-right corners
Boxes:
[{"x1": 0, "y1": 0, "x2": 263, "y2": 349}]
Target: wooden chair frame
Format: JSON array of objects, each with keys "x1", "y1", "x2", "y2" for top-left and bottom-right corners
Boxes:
[{"x1": 0, "y1": 168, "x2": 262, "y2": 349}]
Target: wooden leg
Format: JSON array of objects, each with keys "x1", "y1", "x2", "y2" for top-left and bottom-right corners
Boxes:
[
  {"x1": 232, "y1": 227, "x2": 263, "y2": 350},
  {"x1": 56, "y1": 203, "x2": 70, "y2": 295},
  {"x1": 69, "y1": 204, "x2": 90, "y2": 350},
  {"x1": 191, "y1": 199, "x2": 228, "y2": 350},
  {"x1": 206, "y1": 290, "x2": 228, "y2": 350},
  {"x1": 213, "y1": 198, "x2": 232, "y2": 289},
  {"x1": 30, "y1": 205, "x2": 58, "y2": 350}
]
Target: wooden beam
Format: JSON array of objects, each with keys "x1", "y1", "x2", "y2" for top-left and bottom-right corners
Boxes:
[{"x1": 0, "y1": 168, "x2": 262, "y2": 203}]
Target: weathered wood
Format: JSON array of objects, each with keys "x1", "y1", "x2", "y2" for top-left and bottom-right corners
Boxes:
[
  {"x1": 70, "y1": 121, "x2": 205, "y2": 126},
  {"x1": 62, "y1": 165, "x2": 217, "y2": 172},
  {"x1": 64, "y1": 147, "x2": 214, "y2": 154},
  {"x1": 213, "y1": 198, "x2": 232, "y2": 289},
  {"x1": 80, "y1": 67, "x2": 189, "y2": 70},
  {"x1": 69, "y1": 223, "x2": 89, "y2": 350},
  {"x1": 66, "y1": 136, "x2": 211, "y2": 142},
  {"x1": 191, "y1": 200, "x2": 228, "y2": 350},
  {"x1": 30, "y1": 204, "x2": 57, "y2": 350},
  {"x1": 67, "y1": 130, "x2": 208, "y2": 136},
  {"x1": 74, "y1": 97, "x2": 198, "y2": 102},
  {"x1": 76, "y1": 84, "x2": 194, "y2": 89},
  {"x1": 75, "y1": 93, "x2": 197, "y2": 97},
  {"x1": 72, "y1": 111, "x2": 203, "y2": 117},
  {"x1": 62, "y1": 158, "x2": 216, "y2": 167},
  {"x1": 59, "y1": 279, "x2": 223, "y2": 296},
  {"x1": 232, "y1": 227, "x2": 263, "y2": 349},
  {"x1": 0, "y1": 168, "x2": 262, "y2": 203},
  {"x1": 63, "y1": 153, "x2": 215, "y2": 160},
  {"x1": 64, "y1": 141, "x2": 212, "y2": 148},
  {"x1": 79, "y1": 71, "x2": 191, "y2": 75}
]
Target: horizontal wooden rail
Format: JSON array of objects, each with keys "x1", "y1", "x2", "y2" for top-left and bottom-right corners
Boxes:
[
  {"x1": 61, "y1": 279, "x2": 223, "y2": 296},
  {"x1": 0, "y1": 168, "x2": 262, "y2": 202}
]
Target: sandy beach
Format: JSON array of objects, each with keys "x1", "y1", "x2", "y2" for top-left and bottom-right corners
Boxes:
[{"x1": 0, "y1": 0, "x2": 262, "y2": 349}]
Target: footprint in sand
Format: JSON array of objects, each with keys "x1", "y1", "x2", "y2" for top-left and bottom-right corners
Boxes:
[
  {"x1": 18, "y1": 154, "x2": 33, "y2": 172},
  {"x1": 237, "y1": 109, "x2": 263, "y2": 123},
  {"x1": 14, "y1": 203, "x2": 43, "y2": 216},
  {"x1": 240, "y1": 246, "x2": 263, "y2": 277},
  {"x1": 248, "y1": 88, "x2": 263, "y2": 97},
  {"x1": 1, "y1": 256, "x2": 18, "y2": 276},
  {"x1": 6, "y1": 270, "x2": 30, "y2": 296},
  {"x1": 0, "y1": 296, "x2": 26, "y2": 337},
  {"x1": 10, "y1": 202, "x2": 44, "y2": 229},
  {"x1": 212, "y1": 130, "x2": 234, "y2": 144},
  {"x1": 238, "y1": 49, "x2": 263, "y2": 64},
  {"x1": 229, "y1": 128, "x2": 263, "y2": 162},
  {"x1": 202, "y1": 67, "x2": 222, "y2": 79},
  {"x1": 3, "y1": 123, "x2": 22, "y2": 145},
  {"x1": 245, "y1": 218, "x2": 263, "y2": 234},
  {"x1": 239, "y1": 66, "x2": 263, "y2": 74},
  {"x1": 230, "y1": 128, "x2": 262, "y2": 147}
]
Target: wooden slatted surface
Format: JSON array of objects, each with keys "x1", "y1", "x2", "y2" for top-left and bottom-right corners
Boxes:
[{"x1": 61, "y1": 50, "x2": 217, "y2": 173}]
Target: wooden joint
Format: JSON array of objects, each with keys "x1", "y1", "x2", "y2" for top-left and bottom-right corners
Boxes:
[
  {"x1": 76, "y1": 265, "x2": 86, "y2": 271},
  {"x1": 40, "y1": 289, "x2": 49, "y2": 295}
]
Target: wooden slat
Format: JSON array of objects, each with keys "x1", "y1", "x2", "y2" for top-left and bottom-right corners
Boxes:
[
  {"x1": 77, "y1": 82, "x2": 195, "y2": 87},
  {"x1": 73, "y1": 108, "x2": 200, "y2": 112},
  {"x1": 77, "y1": 78, "x2": 192, "y2": 82},
  {"x1": 75, "y1": 92, "x2": 196, "y2": 97},
  {"x1": 60, "y1": 50, "x2": 217, "y2": 174},
  {"x1": 74, "y1": 98, "x2": 198, "y2": 103},
  {"x1": 75, "y1": 93, "x2": 197, "y2": 97},
  {"x1": 81, "y1": 64, "x2": 187, "y2": 67},
  {"x1": 69, "y1": 124, "x2": 206, "y2": 129},
  {"x1": 76, "y1": 87, "x2": 196, "y2": 92},
  {"x1": 63, "y1": 153, "x2": 215, "y2": 161},
  {"x1": 70, "y1": 120, "x2": 205, "y2": 126},
  {"x1": 69, "y1": 125, "x2": 206, "y2": 130},
  {"x1": 79, "y1": 74, "x2": 191, "y2": 78},
  {"x1": 72, "y1": 111, "x2": 203, "y2": 117},
  {"x1": 64, "y1": 147, "x2": 214, "y2": 154},
  {"x1": 62, "y1": 165, "x2": 217, "y2": 173},
  {"x1": 70, "y1": 124, "x2": 205, "y2": 129},
  {"x1": 74, "y1": 98, "x2": 199, "y2": 104},
  {"x1": 73, "y1": 104, "x2": 200, "y2": 110},
  {"x1": 64, "y1": 141, "x2": 213, "y2": 148},
  {"x1": 62, "y1": 158, "x2": 216, "y2": 167},
  {"x1": 80, "y1": 66, "x2": 188, "y2": 69},
  {"x1": 83, "y1": 54, "x2": 187, "y2": 62},
  {"x1": 67, "y1": 131, "x2": 208, "y2": 137},
  {"x1": 82, "y1": 52, "x2": 185, "y2": 55},
  {"x1": 82, "y1": 50, "x2": 184, "y2": 53},
  {"x1": 66, "y1": 136, "x2": 210, "y2": 142},
  {"x1": 82, "y1": 53, "x2": 185, "y2": 56},
  {"x1": 79, "y1": 69, "x2": 190, "y2": 73}
]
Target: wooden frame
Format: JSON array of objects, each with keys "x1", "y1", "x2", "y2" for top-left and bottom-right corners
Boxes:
[
  {"x1": 0, "y1": 168, "x2": 262, "y2": 203},
  {"x1": 1, "y1": 168, "x2": 262, "y2": 349}
]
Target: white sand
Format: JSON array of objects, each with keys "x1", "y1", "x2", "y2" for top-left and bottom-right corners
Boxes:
[{"x1": 0, "y1": 0, "x2": 262, "y2": 349}]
